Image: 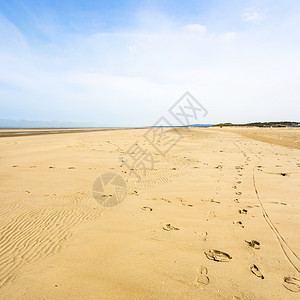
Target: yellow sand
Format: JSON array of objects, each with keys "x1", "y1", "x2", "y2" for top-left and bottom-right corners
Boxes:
[{"x1": 0, "y1": 127, "x2": 299, "y2": 299}]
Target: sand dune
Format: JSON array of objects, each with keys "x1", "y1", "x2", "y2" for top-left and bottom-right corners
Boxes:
[
  {"x1": 216, "y1": 127, "x2": 300, "y2": 150},
  {"x1": 0, "y1": 128, "x2": 299, "y2": 299}
]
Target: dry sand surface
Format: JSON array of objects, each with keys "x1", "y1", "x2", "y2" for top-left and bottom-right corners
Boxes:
[{"x1": 0, "y1": 127, "x2": 299, "y2": 299}]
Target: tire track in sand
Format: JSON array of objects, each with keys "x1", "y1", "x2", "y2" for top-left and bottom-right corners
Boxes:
[{"x1": 234, "y1": 140, "x2": 300, "y2": 274}]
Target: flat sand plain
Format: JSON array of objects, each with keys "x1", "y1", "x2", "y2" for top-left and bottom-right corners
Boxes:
[{"x1": 0, "y1": 127, "x2": 299, "y2": 299}]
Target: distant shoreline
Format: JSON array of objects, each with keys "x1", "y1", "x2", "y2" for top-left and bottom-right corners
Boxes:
[
  {"x1": 0, "y1": 128, "x2": 132, "y2": 138},
  {"x1": 1, "y1": 122, "x2": 299, "y2": 138}
]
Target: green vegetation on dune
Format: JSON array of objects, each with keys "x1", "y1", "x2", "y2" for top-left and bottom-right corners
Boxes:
[{"x1": 212, "y1": 121, "x2": 299, "y2": 128}]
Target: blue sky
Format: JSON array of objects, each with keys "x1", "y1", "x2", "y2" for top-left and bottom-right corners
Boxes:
[{"x1": 0, "y1": 0, "x2": 300, "y2": 126}]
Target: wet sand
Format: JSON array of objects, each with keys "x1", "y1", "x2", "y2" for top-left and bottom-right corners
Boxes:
[
  {"x1": 0, "y1": 127, "x2": 299, "y2": 299},
  {"x1": 0, "y1": 128, "x2": 126, "y2": 138}
]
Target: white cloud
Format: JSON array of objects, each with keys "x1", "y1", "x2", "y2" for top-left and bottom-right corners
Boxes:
[
  {"x1": 242, "y1": 11, "x2": 262, "y2": 22},
  {"x1": 184, "y1": 24, "x2": 207, "y2": 33},
  {"x1": 128, "y1": 44, "x2": 137, "y2": 53},
  {"x1": 221, "y1": 32, "x2": 239, "y2": 41}
]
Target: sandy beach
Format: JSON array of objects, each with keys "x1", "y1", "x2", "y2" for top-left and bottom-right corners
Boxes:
[{"x1": 0, "y1": 127, "x2": 299, "y2": 299}]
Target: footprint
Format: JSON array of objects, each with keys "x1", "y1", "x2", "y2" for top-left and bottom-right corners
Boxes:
[
  {"x1": 196, "y1": 266, "x2": 209, "y2": 286},
  {"x1": 250, "y1": 264, "x2": 264, "y2": 279},
  {"x1": 49, "y1": 166, "x2": 55, "y2": 169},
  {"x1": 283, "y1": 277, "x2": 300, "y2": 292},
  {"x1": 163, "y1": 224, "x2": 179, "y2": 231},
  {"x1": 270, "y1": 201, "x2": 287, "y2": 205},
  {"x1": 236, "y1": 192, "x2": 242, "y2": 195},
  {"x1": 198, "y1": 266, "x2": 208, "y2": 274},
  {"x1": 201, "y1": 199, "x2": 219, "y2": 204},
  {"x1": 199, "y1": 232, "x2": 208, "y2": 241},
  {"x1": 235, "y1": 166, "x2": 244, "y2": 170},
  {"x1": 234, "y1": 199, "x2": 240, "y2": 203},
  {"x1": 68, "y1": 167, "x2": 75, "y2": 169},
  {"x1": 238, "y1": 209, "x2": 248, "y2": 214},
  {"x1": 204, "y1": 249, "x2": 232, "y2": 262},
  {"x1": 160, "y1": 197, "x2": 171, "y2": 203},
  {"x1": 101, "y1": 194, "x2": 112, "y2": 198},
  {"x1": 142, "y1": 206, "x2": 153, "y2": 211},
  {"x1": 207, "y1": 211, "x2": 216, "y2": 218},
  {"x1": 233, "y1": 221, "x2": 244, "y2": 228},
  {"x1": 245, "y1": 240, "x2": 260, "y2": 249}
]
